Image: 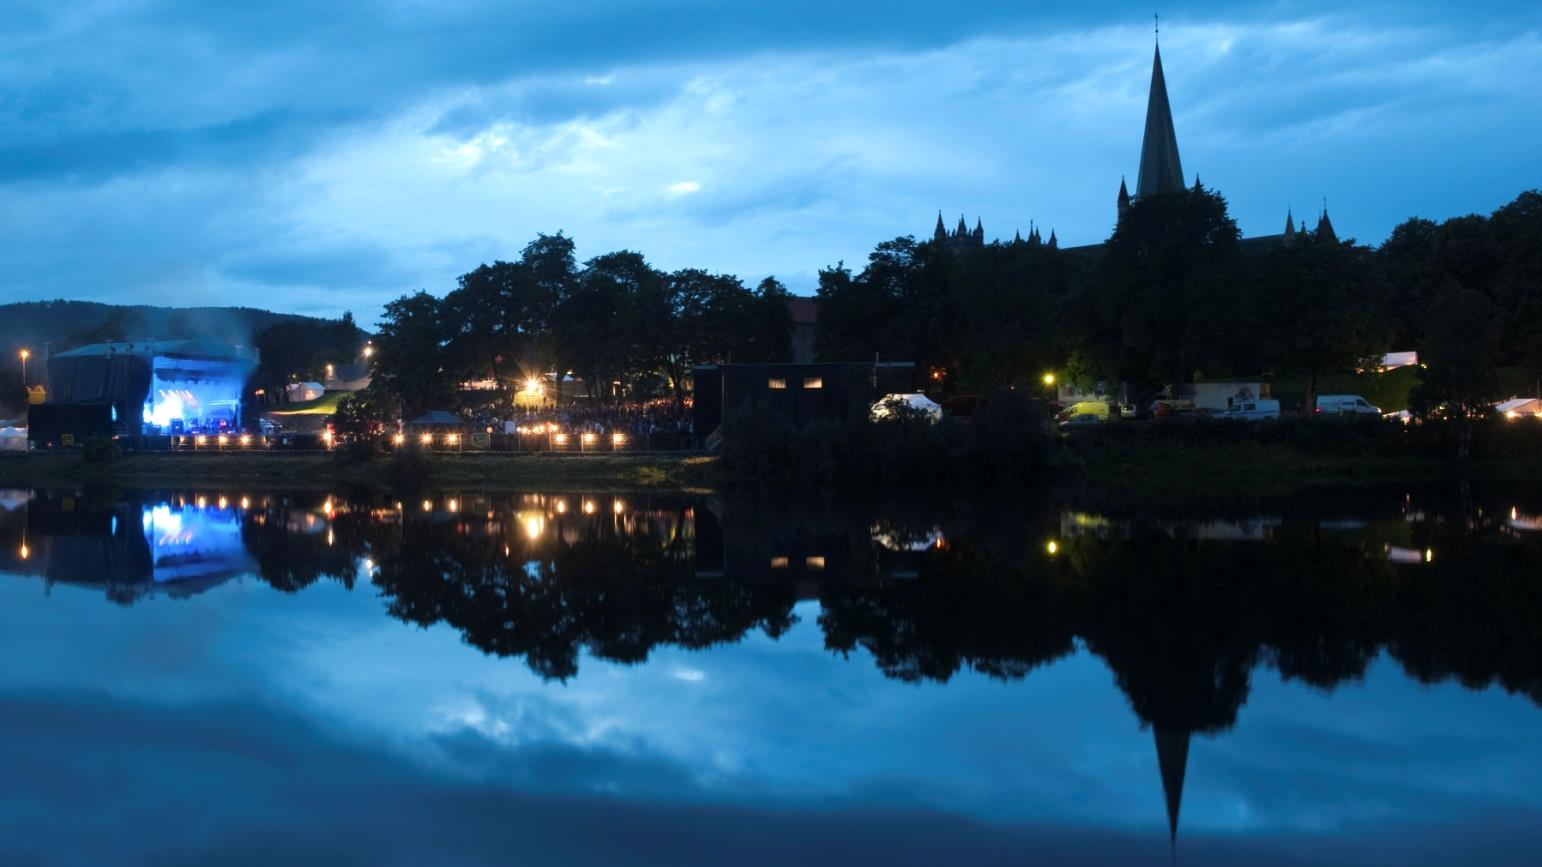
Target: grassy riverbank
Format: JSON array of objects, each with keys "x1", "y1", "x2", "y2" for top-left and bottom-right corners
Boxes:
[{"x1": 0, "y1": 451, "x2": 723, "y2": 492}]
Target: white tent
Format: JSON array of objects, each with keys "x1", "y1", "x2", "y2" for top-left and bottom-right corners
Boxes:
[
  {"x1": 1497, "y1": 397, "x2": 1541, "y2": 418},
  {"x1": 870, "y1": 393, "x2": 943, "y2": 423},
  {"x1": 286, "y1": 381, "x2": 326, "y2": 402}
]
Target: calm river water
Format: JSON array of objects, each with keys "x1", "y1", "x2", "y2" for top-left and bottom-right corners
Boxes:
[{"x1": 0, "y1": 485, "x2": 1539, "y2": 866}]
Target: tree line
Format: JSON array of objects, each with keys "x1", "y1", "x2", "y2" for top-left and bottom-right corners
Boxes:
[
  {"x1": 817, "y1": 187, "x2": 1542, "y2": 414},
  {"x1": 257, "y1": 185, "x2": 1539, "y2": 423},
  {"x1": 366, "y1": 234, "x2": 793, "y2": 418}
]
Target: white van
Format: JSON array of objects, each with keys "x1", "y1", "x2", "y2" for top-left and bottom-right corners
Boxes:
[
  {"x1": 1221, "y1": 399, "x2": 1280, "y2": 421},
  {"x1": 1316, "y1": 394, "x2": 1380, "y2": 416}
]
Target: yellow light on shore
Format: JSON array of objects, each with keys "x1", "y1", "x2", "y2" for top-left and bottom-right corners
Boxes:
[
  {"x1": 421, "y1": 499, "x2": 433, "y2": 512},
  {"x1": 446, "y1": 433, "x2": 459, "y2": 445},
  {"x1": 612, "y1": 432, "x2": 626, "y2": 446},
  {"x1": 420, "y1": 433, "x2": 433, "y2": 445},
  {"x1": 392, "y1": 432, "x2": 405, "y2": 445},
  {"x1": 18, "y1": 349, "x2": 29, "y2": 361},
  {"x1": 553, "y1": 433, "x2": 569, "y2": 445},
  {"x1": 1046, "y1": 539, "x2": 1060, "y2": 556},
  {"x1": 239, "y1": 434, "x2": 252, "y2": 446},
  {"x1": 1423, "y1": 548, "x2": 1434, "y2": 563},
  {"x1": 19, "y1": 543, "x2": 29, "y2": 560},
  {"x1": 217, "y1": 434, "x2": 229, "y2": 446},
  {"x1": 195, "y1": 435, "x2": 208, "y2": 446},
  {"x1": 582, "y1": 432, "x2": 597, "y2": 445},
  {"x1": 1042, "y1": 372, "x2": 1056, "y2": 386},
  {"x1": 582, "y1": 499, "x2": 596, "y2": 515}
]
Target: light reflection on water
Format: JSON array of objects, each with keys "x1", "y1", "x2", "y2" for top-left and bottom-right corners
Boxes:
[{"x1": 0, "y1": 486, "x2": 1540, "y2": 865}]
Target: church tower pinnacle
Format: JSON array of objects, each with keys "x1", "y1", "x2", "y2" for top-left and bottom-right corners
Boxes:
[{"x1": 1136, "y1": 43, "x2": 1185, "y2": 198}]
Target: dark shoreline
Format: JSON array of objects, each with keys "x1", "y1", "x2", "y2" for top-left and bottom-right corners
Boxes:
[
  {"x1": 0, "y1": 443, "x2": 1528, "y2": 503},
  {"x1": 0, "y1": 451, "x2": 723, "y2": 493}
]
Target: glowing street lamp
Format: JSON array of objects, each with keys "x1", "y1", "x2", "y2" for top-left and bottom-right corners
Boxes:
[
  {"x1": 18, "y1": 348, "x2": 29, "y2": 387},
  {"x1": 1042, "y1": 372, "x2": 1056, "y2": 387}
]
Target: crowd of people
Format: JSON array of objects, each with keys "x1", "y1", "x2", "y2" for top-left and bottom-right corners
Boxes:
[{"x1": 470, "y1": 398, "x2": 694, "y2": 440}]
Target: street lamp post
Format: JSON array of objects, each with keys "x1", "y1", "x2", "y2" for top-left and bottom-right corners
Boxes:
[{"x1": 19, "y1": 349, "x2": 29, "y2": 388}]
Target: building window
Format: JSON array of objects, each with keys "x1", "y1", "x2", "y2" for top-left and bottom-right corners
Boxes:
[
  {"x1": 803, "y1": 377, "x2": 823, "y2": 389},
  {"x1": 770, "y1": 556, "x2": 789, "y2": 569},
  {"x1": 768, "y1": 378, "x2": 787, "y2": 390},
  {"x1": 805, "y1": 556, "x2": 826, "y2": 570}
]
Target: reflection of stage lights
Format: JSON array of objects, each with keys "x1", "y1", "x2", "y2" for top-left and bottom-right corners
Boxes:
[
  {"x1": 421, "y1": 499, "x2": 433, "y2": 512},
  {"x1": 447, "y1": 498, "x2": 459, "y2": 512},
  {"x1": 582, "y1": 500, "x2": 596, "y2": 515},
  {"x1": 521, "y1": 512, "x2": 546, "y2": 541},
  {"x1": 554, "y1": 499, "x2": 568, "y2": 514},
  {"x1": 612, "y1": 499, "x2": 625, "y2": 515}
]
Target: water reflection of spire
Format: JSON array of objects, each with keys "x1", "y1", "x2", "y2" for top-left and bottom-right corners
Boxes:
[{"x1": 1154, "y1": 726, "x2": 1190, "y2": 851}]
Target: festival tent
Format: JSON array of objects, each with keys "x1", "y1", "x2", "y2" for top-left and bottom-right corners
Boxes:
[
  {"x1": 870, "y1": 393, "x2": 943, "y2": 422},
  {"x1": 1497, "y1": 397, "x2": 1541, "y2": 418}
]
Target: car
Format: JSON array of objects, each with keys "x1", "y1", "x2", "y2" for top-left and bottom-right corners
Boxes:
[
  {"x1": 1060, "y1": 400, "x2": 1111, "y2": 422},
  {"x1": 1058, "y1": 413, "x2": 1104, "y2": 431},
  {"x1": 1219, "y1": 399, "x2": 1280, "y2": 421},
  {"x1": 1317, "y1": 394, "x2": 1380, "y2": 416},
  {"x1": 1149, "y1": 399, "x2": 1197, "y2": 419}
]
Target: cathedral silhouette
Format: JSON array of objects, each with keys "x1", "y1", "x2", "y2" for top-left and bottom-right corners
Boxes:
[{"x1": 934, "y1": 35, "x2": 1336, "y2": 251}]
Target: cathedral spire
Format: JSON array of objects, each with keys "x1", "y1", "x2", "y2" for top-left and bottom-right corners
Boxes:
[
  {"x1": 934, "y1": 211, "x2": 947, "y2": 242},
  {"x1": 1283, "y1": 208, "x2": 1296, "y2": 238},
  {"x1": 1315, "y1": 203, "x2": 1336, "y2": 241},
  {"x1": 1047, "y1": 228, "x2": 1058, "y2": 249},
  {"x1": 1136, "y1": 43, "x2": 1185, "y2": 198}
]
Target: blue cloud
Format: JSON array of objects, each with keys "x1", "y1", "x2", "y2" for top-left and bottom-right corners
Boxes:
[{"x1": 0, "y1": 2, "x2": 1538, "y2": 316}]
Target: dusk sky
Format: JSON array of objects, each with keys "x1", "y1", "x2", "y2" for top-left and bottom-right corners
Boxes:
[{"x1": 2, "y1": 1, "x2": 1539, "y2": 323}]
